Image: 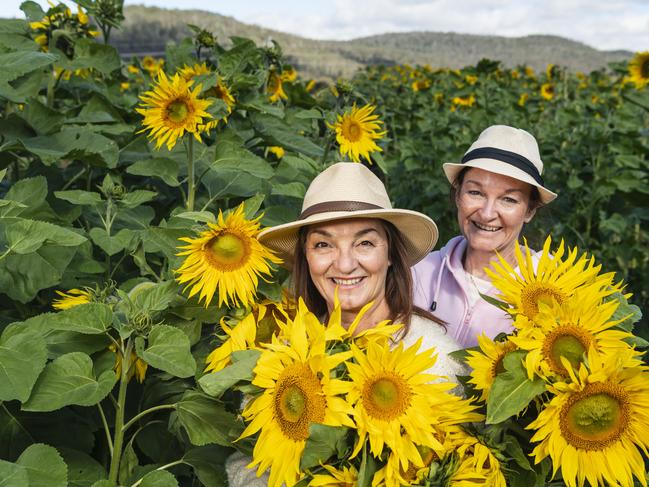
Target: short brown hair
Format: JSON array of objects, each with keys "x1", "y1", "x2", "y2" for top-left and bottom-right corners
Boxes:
[{"x1": 292, "y1": 219, "x2": 442, "y2": 334}]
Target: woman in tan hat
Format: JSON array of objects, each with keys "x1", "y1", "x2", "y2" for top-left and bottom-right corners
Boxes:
[
  {"x1": 412, "y1": 125, "x2": 557, "y2": 348},
  {"x1": 258, "y1": 161, "x2": 465, "y2": 364},
  {"x1": 226, "y1": 162, "x2": 466, "y2": 486}
]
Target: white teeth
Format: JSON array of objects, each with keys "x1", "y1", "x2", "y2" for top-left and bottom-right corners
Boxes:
[
  {"x1": 473, "y1": 222, "x2": 501, "y2": 232},
  {"x1": 332, "y1": 277, "x2": 363, "y2": 285}
]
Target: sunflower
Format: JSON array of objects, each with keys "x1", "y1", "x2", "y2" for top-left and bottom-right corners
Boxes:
[
  {"x1": 628, "y1": 51, "x2": 649, "y2": 89},
  {"x1": 109, "y1": 343, "x2": 148, "y2": 384},
  {"x1": 372, "y1": 442, "x2": 438, "y2": 486},
  {"x1": 465, "y1": 75, "x2": 478, "y2": 85},
  {"x1": 204, "y1": 291, "x2": 294, "y2": 372},
  {"x1": 540, "y1": 83, "x2": 555, "y2": 100},
  {"x1": 178, "y1": 62, "x2": 211, "y2": 81},
  {"x1": 267, "y1": 70, "x2": 288, "y2": 102},
  {"x1": 52, "y1": 288, "x2": 92, "y2": 310},
  {"x1": 198, "y1": 78, "x2": 236, "y2": 134},
  {"x1": 528, "y1": 348, "x2": 649, "y2": 487},
  {"x1": 309, "y1": 464, "x2": 357, "y2": 486},
  {"x1": 281, "y1": 66, "x2": 298, "y2": 82},
  {"x1": 411, "y1": 79, "x2": 431, "y2": 92},
  {"x1": 328, "y1": 104, "x2": 387, "y2": 163},
  {"x1": 485, "y1": 236, "x2": 620, "y2": 328},
  {"x1": 345, "y1": 339, "x2": 454, "y2": 469},
  {"x1": 176, "y1": 204, "x2": 281, "y2": 308},
  {"x1": 267, "y1": 146, "x2": 285, "y2": 159},
  {"x1": 511, "y1": 292, "x2": 637, "y2": 381},
  {"x1": 239, "y1": 305, "x2": 353, "y2": 487},
  {"x1": 136, "y1": 71, "x2": 212, "y2": 151},
  {"x1": 452, "y1": 433, "x2": 506, "y2": 487},
  {"x1": 451, "y1": 94, "x2": 476, "y2": 108},
  {"x1": 466, "y1": 334, "x2": 518, "y2": 401},
  {"x1": 517, "y1": 92, "x2": 529, "y2": 107}
]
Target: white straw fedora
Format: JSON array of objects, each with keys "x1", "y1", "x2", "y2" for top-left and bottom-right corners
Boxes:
[
  {"x1": 442, "y1": 125, "x2": 557, "y2": 204},
  {"x1": 258, "y1": 162, "x2": 438, "y2": 267}
]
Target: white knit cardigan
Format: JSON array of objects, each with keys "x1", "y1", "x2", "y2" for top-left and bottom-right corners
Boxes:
[{"x1": 225, "y1": 314, "x2": 467, "y2": 486}]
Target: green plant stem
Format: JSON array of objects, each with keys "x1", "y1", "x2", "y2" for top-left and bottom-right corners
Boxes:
[
  {"x1": 129, "y1": 460, "x2": 184, "y2": 487},
  {"x1": 97, "y1": 402, "x2": 113, "y2": 456},
  {"x1": 61, "y1": 166, "x2": 87, "y2": 191},
  {"x1": 122, "y1": 404, "x2": 177, "y2": 433},
  {"x1": 108, "y1": 339, "x2": 132, "y2": 484},
  {"x1": 320, "y1": 132, "x2": 335, "y2": 166},
  {"x1": 186, "y1": 136, "x2": 195, "y2": 211}
]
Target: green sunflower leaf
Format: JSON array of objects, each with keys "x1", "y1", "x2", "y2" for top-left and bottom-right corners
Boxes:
[
  {"x1": 4, "y1": 219, "x2": 86, "y2": 254},
  {"x1": 49, "y1": 303, "x2": 113, "y2": 334},
  {"x1": 182, "y1": 446, "x2": 230, "y2": 486},
  {"x1": 16, "y1": 444, "x2": 67, "y2": 487},
  {"x1": 0, "y1": 458, "x2": 29, "y2": 486},
  {"x1": 176, "y1": 391, "x2": 243, "y2": 447},
  {"x1": 138, "y1": 470, "x2": 178, "y2": 487},
  {"x1": 300, "y1": 424, "x2": 348, "y2": 470},
  {"x1": 22, "y1": 352, "x2": 117, "y2": 412},
  {"x1": 141, "y1": 325, "x2": 196, "y2": 378},
  {"x1": 486, "y1": 350, "x2": 546, "y2": 424},
  {"x1": 126, "y1": 158, "x2": 180, "y2": 187},
  {"x1": 198, "y1": 349, "x2": 261, "y2": 398},
  {"x1": 0, "y1": 325, "x2": 47, "y2": 402}
]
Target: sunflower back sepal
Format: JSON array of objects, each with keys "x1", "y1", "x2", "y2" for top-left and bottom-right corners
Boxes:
[
  {"x1": 198, "y1": 349, "x2": 261, "y2": 398},
  {"x1": 486, "y1": 351, "x2": 546, "y2": 424}
]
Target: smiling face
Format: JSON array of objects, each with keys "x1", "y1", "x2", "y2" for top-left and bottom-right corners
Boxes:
[
  {"x1": 455, "y1": 167, "x2": 536, "y2": 257},
  {"x1": 304, "y1": 218, "x2": 391, "y2": 325}
]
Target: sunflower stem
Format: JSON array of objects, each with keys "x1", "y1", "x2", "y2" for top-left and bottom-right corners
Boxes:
[
  {"x1": 97, "y1": 402, "x2": 113, "y2": 456},
  {"x1": 122, "y1": 404, "x2": 177, "y2": 433},
  {"x1": 186, "y1": 136, "x2": 196, "y2": 211},
  {"x1": 108, "y1": 338, "x2": 132, "y2": 484}
]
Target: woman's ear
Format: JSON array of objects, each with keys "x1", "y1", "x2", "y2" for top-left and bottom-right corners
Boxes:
[{"x1": 524, "y1": 207, "x2": 537, "y2": 223}]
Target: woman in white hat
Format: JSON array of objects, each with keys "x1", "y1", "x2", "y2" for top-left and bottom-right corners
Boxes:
[
  {"x1": 226, "y1": 162, "x2": 466, "y2": 486},
  {"x1": 412, "y1": 125, "x2": 557, "y2": 348}
]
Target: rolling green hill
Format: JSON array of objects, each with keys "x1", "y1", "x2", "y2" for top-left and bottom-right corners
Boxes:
[{"x1": 111, "y1": 5, "x2": 631, "y2": 80}]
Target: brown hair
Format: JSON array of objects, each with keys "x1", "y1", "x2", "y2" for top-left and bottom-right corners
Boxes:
[
  {"x1": 292, "y1": 219, "x2": 443, "y2": 334},
  {"x1": 450, "y1": 166, "x2": 543, "y2": 212}
]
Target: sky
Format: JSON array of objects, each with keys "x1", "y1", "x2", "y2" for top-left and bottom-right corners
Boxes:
[{"x1": 2, "y1": 0, "x2": 648, "y2": 52}]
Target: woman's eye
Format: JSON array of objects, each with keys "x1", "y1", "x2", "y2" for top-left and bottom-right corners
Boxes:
[
  {"x1": 313, "y1": 241, "x2": 329, "y2": 249},
  {"x1": 467, "y1": 190, "x2": 481, "y2": 196},
  {"x1": 503, "y1": 197, "x2": 519, "y2": 204},
  {"x1": 359, "y1": 240, "x2": 374, "y2": 247}
]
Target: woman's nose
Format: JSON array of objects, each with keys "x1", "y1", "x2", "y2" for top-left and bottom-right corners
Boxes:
[
  {"x1": 477, "y1": 198, "x2": 498, "y2": 219},
  {"x1": 333, "y1": 247, "x2": 357, "y2": 273}
]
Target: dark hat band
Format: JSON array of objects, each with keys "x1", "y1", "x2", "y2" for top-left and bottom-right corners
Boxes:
[
  {"x1": 299, "y1": 201, "x2": 384, "y2": 220},
  {"x1": 462, "y1": 147, "x2": 544, "y2": 186}
]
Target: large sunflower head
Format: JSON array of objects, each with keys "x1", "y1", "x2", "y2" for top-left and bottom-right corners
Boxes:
[
  {"x1": 628, "y1": 51, "x2": 649, "y2": 89},
  {"x1": 175, "y1": 204, "x2": 282, "y2": 308},
  {"x1": 327, "y1": 104, "x2": 387, "y2": 163},
  {"x1": 528, "y1": 348, "x2": 649, "y2": 487},
  {"x1": 466, "y1": 334, "x2": 518, "y2": 402},
  {"x1": 136, "y1": 71, "x2": 213, "y2": 151},
  {"x1": 239, "y1": 304, "x2": 353, "y2": 487},
  {"x1": 511, "y1": 292, "x2": 637, "y2": 381},
  {"x1": 345, "y1": 338, "x2": 453, "y2": 469},
  {"x1": 52, "y1": 288, "x2": 93, "y2": 310},
  {"x1": 486, "y1": 236, "x2": 621, "y2": 328}
]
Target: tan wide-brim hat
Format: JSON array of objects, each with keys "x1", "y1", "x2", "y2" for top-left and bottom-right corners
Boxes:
[
  {"x1": 442, "y1": 125, "x2": 558, "y2": 204},
  {"x1": 258, "y1": 162, "x2": 438, "y2": 267}
]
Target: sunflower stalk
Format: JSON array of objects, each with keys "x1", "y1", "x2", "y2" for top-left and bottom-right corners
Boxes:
[
  {"x1": 186, "y1": 136, "x2": 195, "y2": 211},
  {"x1": 108, "y1": 338, "x2": 133, "y2": 483}
]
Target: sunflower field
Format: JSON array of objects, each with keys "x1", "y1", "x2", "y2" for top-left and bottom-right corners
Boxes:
[{"x1": 0, "y1": 1, "x2": 648, "y2": 486}]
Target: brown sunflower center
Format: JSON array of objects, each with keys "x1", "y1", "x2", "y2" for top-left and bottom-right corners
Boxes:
[
  {"x1": 560, "y1": 382, "x2": 628, "y2": 450},
  {"x1": 208, "y1": 232, "x2": 249, "y2": 270},
  {"x1": 342, "y1": 119, "x2": 362, "y2": 142},
  {"x1": 542, "y1": 325, "x2": 592, "y2": 375},
  {"x1": 641, "y1": 59, "x2": 649, "y2": 78},
  {"x1": 520, "y1": 283, "x2": 565, "y2": 319},
  {"x1": 362, "y1": 373, "x2": 411, "y2": 421},
  {"x1": 273, "y1": 363, "x2": 325, "y2": 441},
  {"x1": 167, "y1": 99, "x2": 190, "y2": 123}
]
